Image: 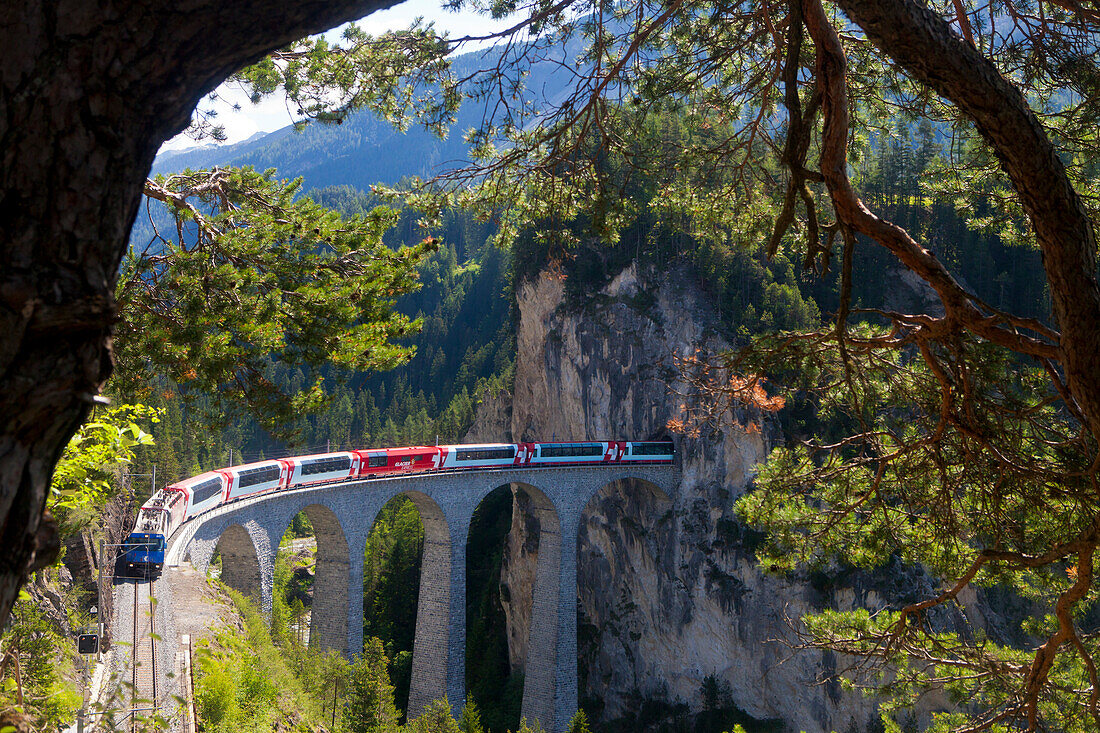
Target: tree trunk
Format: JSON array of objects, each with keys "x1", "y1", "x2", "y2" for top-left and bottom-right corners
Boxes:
[{"x1": 0, "y1": 0, "x2": 397, "y2": 632}]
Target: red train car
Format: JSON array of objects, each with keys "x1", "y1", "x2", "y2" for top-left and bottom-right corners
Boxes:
[{"x1": 357, "y1": 446, "x2": 443, "y2": 476}]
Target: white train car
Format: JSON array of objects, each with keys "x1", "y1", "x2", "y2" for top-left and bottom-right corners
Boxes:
[
  {"x1": 285, "y1": 451, "x2": 359, "y2": 487},
  {"x1": 224, "y1": 460, "x2": 288, "y2": 501},
  {"x1": 439, "y1": 443, "x2": 518, "y2": 470},
  {"x1": 620, "y1": 440, "x2": 675, "y2": 462},
  {"x1": 172, "y1": 471, "x2": 229, "y2": 519},
  {"x1": 136, "y1": 489, "x2": 187, "y2": 535},
  {"x1": 528, "y1": 441, "x2": 621, "y2": 465}
]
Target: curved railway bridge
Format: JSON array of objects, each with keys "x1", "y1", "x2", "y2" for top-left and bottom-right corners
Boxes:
[{"x1": 164, "y1": 463, "x2": 679, "y2": 733}]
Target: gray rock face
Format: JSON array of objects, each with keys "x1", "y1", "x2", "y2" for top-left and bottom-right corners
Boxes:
[
  {"x1": 465, "y1": 391, "x2": 513, "y2": 443},
  {"x1": 498, "y1": 263, "x2": 880, "y2": 731}
]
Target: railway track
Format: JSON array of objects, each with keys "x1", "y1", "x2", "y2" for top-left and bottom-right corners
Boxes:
[{"x1": 130, "y1": 576, "x2": 158, "y2": 730}]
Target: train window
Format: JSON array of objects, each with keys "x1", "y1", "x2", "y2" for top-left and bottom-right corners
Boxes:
[
  {"x1": 191, "y1": 478, "x2": 222, "y2": 504},
  {"x1": 302, "y1": 457, "x2": 351, "y2": 475},
  {"x1": 455, "y1": 447, "x2": 516, "y2": 461},
  {"x1": 631, "y1": 442, "x2": 675, "y2": 456},
  {"x1": 367, "y1": 454, "x2": 388, "y2": 468},
  {"x1": 540, "y1": 443, "x2": 604, "y2": 458},
  {"x1": 238, "y1": 465, "x2": 281, "y2": 488},
  {"x1": 125, "y1": 536, "x2": 161, "y2": 553}
]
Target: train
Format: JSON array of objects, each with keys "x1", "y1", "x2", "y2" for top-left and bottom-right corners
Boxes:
[{"x1": 120, "y1": 440, "x2": 674, "y2": 576}]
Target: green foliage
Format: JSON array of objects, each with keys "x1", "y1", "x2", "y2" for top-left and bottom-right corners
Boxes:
[
  {"x1": 408, "y1": 698, "x2": 462, "y2": 733},
  {"x1": 306, "y1": 189, "x2": 513, "y2": 451},
  {"x1": 735, "y1": 327, "x2": 1097, "y2": 730},
  {"x1": 504, "y1": 108, "x2": 820, "y2": 337},
  {"x1": 271, "y1": 539, "x2": 302, "y2": 649},
  {"x1": 291, "y1": 511, "x2": 315, "y2": 538},
  {"x1": 345, "y1": 638, "x2": 401, "y2": 733},
  {"x1": 739, "y1": 332, "x2": 1089, "y2": 578},
  {"x1": 271, "y1": 517, "x2": 321, "y2": 655},
  {"x1": 196, "y1": 587, "x2": 371, "y2": 732},
  {"x1": 514, "y1": 718, "x2": 545, "y2": 733},
  {"x1": 697, "y1": 676, "x2": 781, "y2": 733},
  {"x1": 117, "y1": 167, "x2": 435, "y2": 438},
  {"x1": 195, "y1": 661, "x2": 241, "y2": 728},
  {"x1": 49, "y1": 404, "x2": 157, "y2": 534},
  {"x1": 231, "y1": 22, "x2": 458, "y2": 136},
  {"x1": 200, "y1": 582, "x2": 510, "y2": 733},
  {"x1": 195, "y1": 590, "x2": 322, "y2": 731},
  {"x1": 123, "y1": 186, "x2": 514, "y2": 481},
  {"x1": 364, "y1": 496, "x2": 425, "y2": 716},
  {"x1": 855, "y1": 120, "x2": 1049, "y2": 323},
  {"x1": 565, "y1": 710, "x2": 591, "y2": 733},
  {"x1": 0, "y1": 598, "x2": 81, "y2": 730},
  {"x1": 459, "y1": 697, "x2": 486, "y2": 733}
]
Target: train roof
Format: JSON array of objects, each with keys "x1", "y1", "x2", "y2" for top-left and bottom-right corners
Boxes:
[
  {"x1": 290, "y1": 450, "x2": 355, "y2": 462},
  {"x1": 171, "y1": 470, "x2": 226, "y2": 489},
  {"x1": 446, "y1": 442, "x2": 516, "y2": 450},
  {"x1": 367, "y1": 446, "x2": 440, "y2": 456},
  {"x1": 222, "y1": 459, "x2": 282, "y2": 473}
]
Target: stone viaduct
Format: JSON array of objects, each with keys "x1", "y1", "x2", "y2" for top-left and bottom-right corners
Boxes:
[{"x1": 164, "y1": 464, "x2": 678, "y2": 733}]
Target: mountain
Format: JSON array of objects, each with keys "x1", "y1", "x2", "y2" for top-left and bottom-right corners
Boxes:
[
  {"x1": 152, "y1": 130, "x2": 277, "y2": 172},
  {"x1": 149, "y1": 38, "x2": 584, "y2": 190}
]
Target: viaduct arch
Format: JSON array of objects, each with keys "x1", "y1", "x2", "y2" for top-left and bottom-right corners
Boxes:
[{"x1": 167, "y1": 464, "x2": 678, "y2": 733}]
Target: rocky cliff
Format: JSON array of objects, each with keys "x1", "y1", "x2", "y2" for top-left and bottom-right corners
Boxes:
[{"x1": 489, "y1": 262, "x2": 882, "y2": 731}]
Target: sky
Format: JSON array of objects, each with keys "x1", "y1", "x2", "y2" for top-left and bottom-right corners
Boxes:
[{"x1": 160, "y1": 0, "x2": 510, "y2": 152}]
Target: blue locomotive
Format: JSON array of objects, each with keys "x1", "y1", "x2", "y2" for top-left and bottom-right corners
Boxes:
[
  {"x1": 121, "y1": 532, "x2": 166, "y2": 575},
  {"x1": 120, "y1": 491, "x2": 186, "y2": 576}
]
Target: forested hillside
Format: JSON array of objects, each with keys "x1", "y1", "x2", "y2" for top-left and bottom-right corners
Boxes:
[
  {"x1": 121, "y1": 100, "x2": 1058, "y2": 733},
  {"x1": 9, "y1": 2, "x2": 1100, "y2": 732},
  {"x1": 122, "y1": 29, "x2": 1063, "y2": 732},
  {"x1": 136, "y1": 26, "x2": 1048, "y2": 479}
]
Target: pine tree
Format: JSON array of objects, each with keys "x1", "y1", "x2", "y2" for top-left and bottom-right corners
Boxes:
[
  {"x1": 409, "y1": 698, "x2": 461, "y2": 733},
  {"x1": 458, "y1": 697, "x2": 485, "y2": 733},
  {"x1": 344, "y1": 637, "x2": 400, "y2": 733},
  {"x1": 114, "y1": 168, "x2": 437, "y2": 440},
  {"x1": 565, "y1": 710, "x2": 591, "y2": 733}
]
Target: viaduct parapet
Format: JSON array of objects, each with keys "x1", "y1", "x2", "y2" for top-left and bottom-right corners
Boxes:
[{"x1": 165, "y1": 465, "x2": 679, "y2": 733}]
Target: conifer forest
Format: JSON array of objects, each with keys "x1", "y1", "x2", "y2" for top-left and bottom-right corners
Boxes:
[{"x1": 1, "y1": 2, "x2": 1099, "y2": 732}]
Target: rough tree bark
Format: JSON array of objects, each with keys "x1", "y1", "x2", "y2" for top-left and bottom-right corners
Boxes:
[{"x1": 0, "y1": 0, "x2": 398, "y2": 633}]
